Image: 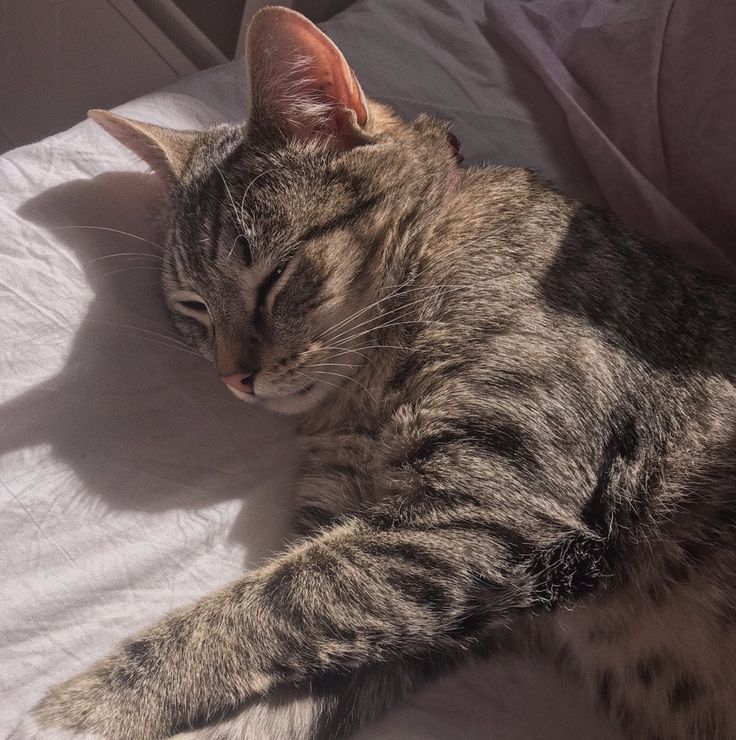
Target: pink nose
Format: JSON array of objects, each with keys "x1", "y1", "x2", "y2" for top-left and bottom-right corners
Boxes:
[{"x1": 221, "y1": 372, "x2": 256, "y2": 394}]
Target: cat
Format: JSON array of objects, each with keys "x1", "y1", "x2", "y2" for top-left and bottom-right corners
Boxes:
[{"x1": 35, "y1": 6, "x2": 736, "y2": 740}]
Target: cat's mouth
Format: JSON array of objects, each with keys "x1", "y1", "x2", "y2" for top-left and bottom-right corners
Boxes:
[{"x1": 223, "y1": 377, "x2": 316, "y2": 405}]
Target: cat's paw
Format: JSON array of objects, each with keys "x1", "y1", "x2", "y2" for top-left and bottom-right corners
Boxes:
[
  {"x1": 10, "y1": 711, "x2": 97, "y2": 740},
  {"x1": 33, "y1": 663, "x2": 170, "y2": 740}
]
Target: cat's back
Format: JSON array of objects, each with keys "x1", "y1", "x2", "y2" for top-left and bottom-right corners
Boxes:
[
  {"x1": 428, "y1": 166, "x2": 736, "y2": 386},
  {"x1": 416, "y1": 167, "x2": 736, "y2": 739}
]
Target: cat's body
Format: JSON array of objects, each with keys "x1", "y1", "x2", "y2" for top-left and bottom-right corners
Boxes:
[
  {"x1": 36, "y1": 7, "x2": 736, "y2": 740},
  {"x1": 287, "y1": 165, "x2": 736, "y2": 740}
]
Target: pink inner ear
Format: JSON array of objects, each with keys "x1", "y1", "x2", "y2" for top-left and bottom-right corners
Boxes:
[
  {"x1": 248, "y1": 8, "x2": 367, "y2": 142},
  {"x1": 286, "y1": 19, "x2": 367, "y2": 127}
]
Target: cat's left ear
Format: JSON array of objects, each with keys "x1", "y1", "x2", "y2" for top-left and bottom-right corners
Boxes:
[
  {"x1": 246, "y1": 7, "x2": 371, "y2": 150},
  {"x1": 88, "y1": 109, "x2": 201, "y2": 185}
]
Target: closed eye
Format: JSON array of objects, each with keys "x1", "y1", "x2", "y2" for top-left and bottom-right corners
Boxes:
[
  {"x1": 179, "y1": 300, "x2": 207, "y2": 312},
  {"x1": 256, "y1": 261, "x2": 289, "y2": 312},
  {"x1": 170, "y1": 292, "x2": 211, "y2": 325}
]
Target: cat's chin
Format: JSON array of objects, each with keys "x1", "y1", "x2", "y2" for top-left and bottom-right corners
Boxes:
[{"x1": 225, "y1": 381, "x2": 322, "y2": 416}]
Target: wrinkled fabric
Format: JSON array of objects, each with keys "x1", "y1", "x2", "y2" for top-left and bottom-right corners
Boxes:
[
  {"x1": 484, "y1": 0, "x2": 736, "y2": 275},
  {"x1": 5, "y1": 0, "x2": 733, "y2": 737}
]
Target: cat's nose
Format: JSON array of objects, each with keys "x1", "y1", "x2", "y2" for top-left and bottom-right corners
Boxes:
[{"x1": 221, "y1": 372, "x2": 257, "y2": 395}]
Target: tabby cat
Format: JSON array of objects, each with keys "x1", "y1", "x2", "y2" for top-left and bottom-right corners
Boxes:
[{"x1": 36, "y1": 7, "x2": 736, "y2": 740}]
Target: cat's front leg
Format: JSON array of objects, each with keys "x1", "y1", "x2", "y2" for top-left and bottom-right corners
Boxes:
[{"x1": 36, "y1": 496, "x2": 601, "y2": 739}]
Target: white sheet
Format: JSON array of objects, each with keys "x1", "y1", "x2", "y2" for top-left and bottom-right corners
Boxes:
[{"x1": 1, "y1": 2, "x2": 625, "y2": 738}]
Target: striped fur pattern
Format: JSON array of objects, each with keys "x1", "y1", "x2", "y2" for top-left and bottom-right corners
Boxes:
[{"x1": 37, "y1": 8, "x2": 736, "y2": 740}]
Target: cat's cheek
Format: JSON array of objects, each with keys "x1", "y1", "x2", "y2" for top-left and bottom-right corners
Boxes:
[{"x1": 187, "y1": 333, "x2": 214, "y2": 363}]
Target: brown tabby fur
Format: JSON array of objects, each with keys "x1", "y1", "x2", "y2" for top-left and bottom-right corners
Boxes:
[{"x1": 36, "y1": 7, "x2": 736, "y2": 740}]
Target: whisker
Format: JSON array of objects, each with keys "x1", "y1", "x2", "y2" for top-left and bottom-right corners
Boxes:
[
  {"x1": 134, "y1": 317, "x2": 189, "y2": 341},
  {"x1": 312, "y1": 283, "x2": 409, "y2": 342},
  {"x1": 323, "y1": 286, "x2": 462, "y2": 346},
  {"x1": 85, "y1": 318, "x2": 200, "y2": 353},
  {"x1": 215, "y1": 165, "x2": 241, "y2": 228},
  {"x1": 53, "y1": 225, "x2": 164, "y2": 252},
  {"x1": 239, "y1": 168, "x2": 276, "y2": 223},
  {"x1": 302, "y1": 362, "x2": 362, "y2": 370},
  {"x1": 227, "y1": 233, "x2": 248, "y2": 261},
  {"x1": 317, "y1": 294, "x2": 412, "y2": 346},
  {"x1": 294, "y1": 369, "x2": 342, "y2": 392},
  {"x1": 311, "y1": 271, "x2": 443, "y2": 343},
  {"x1": 101, "y1": 266, "x2": 164, "y2": 278},
  {"x1": 307, "y1": 352, "x2": 364, "y2": 366},
  {"x1": 316, "y1": 272, "x2": 517, "y2": 345},
  {"x1": 89, "y1": 252, "x2": 163, "y2": 263},
  {"x1": 125, "y1": 334, "x2": 204, "y2": 358},
  {"x1": 118, "y1": 324, "x2": 193, "y2": 348},
  {"x1": 324, "y1": 319, "x2": 459, "y2": 350},
  {"x1": 299, "y1": 345, "x2": 376, "y2": 366},
  {"x1": 310, "y1": 370, "x2": 377, "y2": 403},
  {"x1": 316, "y1": 344, "x2": 409, "y2": 360},
  {"x1": 308, "y1": 257, "x2": 446, "y2": 342},
  {"x1": 306, "y1": 350, "x2": 376, "y2": 372},
  {"x1": 214, "y1": 164, "x2": 252, "y2": 261},
  {"x1": 348, "y1": 344, "x2": 409, "y2": 351},
  {"x1": 324, "y1": 284, "x2": 464, "y2": 344}
]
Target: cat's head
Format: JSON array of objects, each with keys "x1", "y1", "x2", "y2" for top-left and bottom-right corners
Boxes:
[{"x1": 90, "y1": 7, "x2": 459, "y2": 414}]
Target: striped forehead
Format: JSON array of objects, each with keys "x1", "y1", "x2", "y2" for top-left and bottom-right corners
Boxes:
[{"x1": 167, "y1": 141, "x2": 379, "y2": 289}]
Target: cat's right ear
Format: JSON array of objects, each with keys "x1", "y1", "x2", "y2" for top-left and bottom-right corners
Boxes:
[
  {"x1": 88, "y1": 109, "x2": 200, "y2": 185},
  {"x1": 245, "y1": 7, "x2": 371, "y2": 150}
]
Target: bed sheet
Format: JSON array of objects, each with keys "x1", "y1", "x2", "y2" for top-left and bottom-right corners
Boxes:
[{"x1": 7, "y1": 0, "x2": 723, "y2": 736}]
